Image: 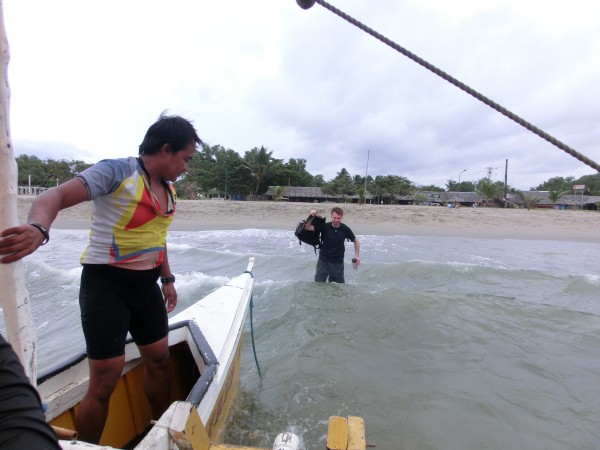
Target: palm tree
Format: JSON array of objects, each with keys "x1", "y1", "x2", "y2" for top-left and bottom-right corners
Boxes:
[
  {"x1": 357, "y1": 186, "x2": 366, "y2": 205},
  {"x1": 241, "y1": 146, "x2": 282, "y2": 195},
  {"x1": 516, "y1": 191, "x2": 543, "y2": 210},
  {"x1": 548, "y1": 189, "x2": 568, "y2": 208},
  {"x1": 476, "y1": 178, "x2": 501, "y2": 206},
  {"x1": 273, "y1": 185, "x2": 284, "y2": 201},
  {"x1": 329, "y1": 168, "x2": 356, "y2": 202},
  {"x1": 412, "y1": 191, "x2": 428, "y2": 205}
]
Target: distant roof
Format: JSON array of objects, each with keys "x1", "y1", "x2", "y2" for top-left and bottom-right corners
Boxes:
[
  {"x1": 264, "y1": 187, "x2": 600, "y2": 206},
  {"x1": 506, "y1": 192, "x2": 600, "y2": 206},
  {"x1": 265, "y1": 186, "x2": 339, "y2": 199}
]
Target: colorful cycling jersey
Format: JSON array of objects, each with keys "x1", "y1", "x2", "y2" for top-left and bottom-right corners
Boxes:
[{"x1": 76, "y1": 157, "x2": 176, "y2": 269}]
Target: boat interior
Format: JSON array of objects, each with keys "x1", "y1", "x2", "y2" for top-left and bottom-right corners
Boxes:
[{"x1": 38, "y1": 320, "x2": 216, "y2": 448}]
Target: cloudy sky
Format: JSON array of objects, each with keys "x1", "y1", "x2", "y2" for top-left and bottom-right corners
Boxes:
[{"x1": 4, "y1": 0, "x2": 600, "y2": 190}]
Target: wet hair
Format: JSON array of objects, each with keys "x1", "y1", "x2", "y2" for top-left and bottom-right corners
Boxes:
[
  {"x1": 138, "y1": 112, "x2": 203, "y2": 156},
  {"x1": 331, "y1": 207, "x2": 344, "y2": 217}
]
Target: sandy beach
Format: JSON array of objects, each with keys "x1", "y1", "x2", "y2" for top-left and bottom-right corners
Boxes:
[{"x1": 17, "y1": 196, "x2": 600, "y2": 243}]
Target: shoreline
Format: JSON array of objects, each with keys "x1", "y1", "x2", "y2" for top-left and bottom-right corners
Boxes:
[{"x1": 17, "y1": 196, "x2": 600, "y2": 243}]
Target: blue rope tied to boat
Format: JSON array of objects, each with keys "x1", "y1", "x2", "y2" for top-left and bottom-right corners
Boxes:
[{"x1": 249, "y1": 294, "x2": 262, "y2": 379}]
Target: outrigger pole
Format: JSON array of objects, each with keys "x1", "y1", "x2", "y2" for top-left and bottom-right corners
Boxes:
[
  {"x1": 0, "y1": 0, "x2": 38, "y2": 383},
  {"x1": 296, "y1": 0, "x2": 600, "y2": 173}
]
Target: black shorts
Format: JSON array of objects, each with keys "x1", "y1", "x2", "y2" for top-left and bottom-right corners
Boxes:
[{"x1": 79, "y1": 264, "x2": 168, "y2": 360}]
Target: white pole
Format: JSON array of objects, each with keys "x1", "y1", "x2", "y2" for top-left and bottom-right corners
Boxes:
[
  {"x1": 364, "y1": 149, "x2": 370, "y2": 203},
  {"x1": 0, "y1": 1, "x2": 37, "y2": 383},
  {"x1": 457, "y1": 169, "x2": 466, "y2": 207}
]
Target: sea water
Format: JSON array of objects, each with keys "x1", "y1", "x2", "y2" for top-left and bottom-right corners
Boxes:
[{"x1": 2, "y1": 228, "x2": 600, "y2": 449}]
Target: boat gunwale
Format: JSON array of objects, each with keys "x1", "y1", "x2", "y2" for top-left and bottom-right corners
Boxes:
[
  {"x1": 38, "y1": 319, "x2": 221, "y2": 425},
  {"x1": 37, "y1": 319, "x2": 218, "y2": 384}
]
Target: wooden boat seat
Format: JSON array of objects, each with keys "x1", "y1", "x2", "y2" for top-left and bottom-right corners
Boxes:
[{"x1": 326, "y1": 416, "x2": 366, "y2": 450}]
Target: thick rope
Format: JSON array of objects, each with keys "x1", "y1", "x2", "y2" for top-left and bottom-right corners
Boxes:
[{"x1": 313, "y1": 0, "x2": 600, "y2": 173}]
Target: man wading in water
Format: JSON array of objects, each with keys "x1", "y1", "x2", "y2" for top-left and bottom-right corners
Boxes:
[{"x1": 304, "y1": 207, "x2": 360, "y2": 283}]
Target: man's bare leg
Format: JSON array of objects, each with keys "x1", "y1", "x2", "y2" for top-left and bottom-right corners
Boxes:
[
  {"x1": 75, "y1": 355, "x2": 125, "y2": 444},
  {"x1": 138, "y1": 337, "x2": 171, "y2": 419}
]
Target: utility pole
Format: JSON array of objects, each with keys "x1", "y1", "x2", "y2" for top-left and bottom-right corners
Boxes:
[
  {"x1": 364, "y1": 149, "x2": 370, "y2": 195},
  {"x1": 457, "y1": 169, "x2": 466, "y2": 207},
  {"x1": 365, "y1": 150, "x2": 371, "y2": 203},
  {"x1": 504, "y1": 159, "x2": 508, "y2": 207}
]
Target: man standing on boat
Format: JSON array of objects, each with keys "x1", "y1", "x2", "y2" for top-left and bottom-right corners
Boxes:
[
  {"x1": 0, "y1": 113, "x2": 202, "y2": 444},
  {"x1": 304, "y1": 207, "x2": 360, "y2": 283}
]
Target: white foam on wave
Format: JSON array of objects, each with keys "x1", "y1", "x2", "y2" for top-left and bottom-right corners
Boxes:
[{"x1": 579, "y1": 273, "x2": 600, "y2": 285}]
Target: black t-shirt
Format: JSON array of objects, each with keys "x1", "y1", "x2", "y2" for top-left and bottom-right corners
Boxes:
[{"x1": 314, "y1": 221, "x2": 356, "y2": 263}]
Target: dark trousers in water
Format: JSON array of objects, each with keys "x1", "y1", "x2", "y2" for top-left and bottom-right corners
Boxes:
[{"x1": 315, "y1": 259, "x2": 345, "y2": 283}]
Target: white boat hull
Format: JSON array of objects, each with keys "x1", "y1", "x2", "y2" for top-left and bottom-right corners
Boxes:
[{"x1": 37, "y1": 258, "x2": 255, "y2": 449}]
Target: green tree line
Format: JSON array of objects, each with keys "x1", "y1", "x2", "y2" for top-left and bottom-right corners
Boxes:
[
  {"x1": 15, "y1": 155, "x2": 93, "y2": 186},
  {"x1": 15, "y1": 152, "x2": 600, "y2": 202}
]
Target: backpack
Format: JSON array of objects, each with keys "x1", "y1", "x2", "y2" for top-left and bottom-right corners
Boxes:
[{"x1": 294, "y1": 215, "x2": 325, "y2": 254}]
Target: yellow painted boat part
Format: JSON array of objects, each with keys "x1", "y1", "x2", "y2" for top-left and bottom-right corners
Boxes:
[{"x1": 326, "y1": 416, "x2": 366, "y2": 450}]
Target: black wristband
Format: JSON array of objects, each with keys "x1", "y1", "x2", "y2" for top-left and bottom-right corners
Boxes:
[
  {"x1": 29, "y1": 223, "x2": 49, "y2": 245},
  {"x1": 160, "y1": 275, "x2": 175, "y2": 284}
]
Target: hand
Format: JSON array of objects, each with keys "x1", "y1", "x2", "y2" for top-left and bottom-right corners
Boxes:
[
  {"x1": 310, "y1": 209, "x2": 317, "y2": 216},
  {"x1": 161, "y1": 283, "x2": 178, "y2": 313},
  {"x1": 0, "y1": 225, "x2": 47, "y2": 264},
  {"x1": 352, "y1": 257, "x2": 360, "y2": 270}
]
